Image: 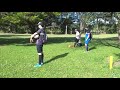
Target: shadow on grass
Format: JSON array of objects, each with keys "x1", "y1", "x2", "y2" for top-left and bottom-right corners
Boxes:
[
  {"x1": 114, "y1": 53, "x2": 120, "y2": 59},
  {"x1": 47, "y1": 37, "x2": 74, "y2": 44},
  {"x1": 89, "y1": 46, "x2": 96, "y2": 51},
  {"x1": 0, "y1": 37, "x2": 33, "y2": 46},
  {"x1": 0, "y1": 35, "x2": 75, "y2": 46},
  {"x1": 44, "y1": 53, "x2": 69, "y2": 65},
  {"x1": 98, "y1": 37, "x2": 120, "y2": 49},
  {"x1": 0, "y1": 34, "x2": 120, "y2": 50},
  {"x1": 0, "y1": 34, "x2": 30, "y2": 37}
]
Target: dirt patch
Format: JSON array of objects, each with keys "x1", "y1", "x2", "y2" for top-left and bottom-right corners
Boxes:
[{"x1": 113, "y1": 60, "x2": 120, "y2": 67}]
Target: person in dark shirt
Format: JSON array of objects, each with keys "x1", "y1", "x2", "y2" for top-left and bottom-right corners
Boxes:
[{"x1": 30, "y1": 22, "x2": 47, "y2": 67}]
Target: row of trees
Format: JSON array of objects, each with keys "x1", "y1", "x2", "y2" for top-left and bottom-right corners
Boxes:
[
  {"x1": 0, "y1": 12, "x2": 120, "y2": 42},
  {"x1": 0, "y1": 12, "x2": 119, "y2": 34},
  {"x1": 61, "y1": 12, "x2": 120, "y2": 42},
  {"x1": 0, "y1": 12, "x2": 60, "y2": 34}
]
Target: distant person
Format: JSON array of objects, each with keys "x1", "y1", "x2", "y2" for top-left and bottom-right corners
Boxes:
[
  {"x1": 74, "y1": 29, "x2": 81, "y2": 47},
  {"x1": 84, "y1": 27, "x2": 92, "y2": 51},
  {"x1": 30, "y1": 22, "x2": 47, "y2": 67}
]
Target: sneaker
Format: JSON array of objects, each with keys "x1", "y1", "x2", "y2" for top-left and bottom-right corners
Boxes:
[
  {"x1": 84, "y1": 51, "x2": 89, "y2": 53},
  {"x1": 41, "y1": 63, "x2": 43, "y2": 65},
  {"x1": 34, "y1": 63, "x2": 42, "y2": 67}
]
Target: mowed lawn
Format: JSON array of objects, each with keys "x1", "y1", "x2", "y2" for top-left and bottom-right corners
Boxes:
[{"x1": 0, "y1": 33, "x2": 120, "y2": 78}]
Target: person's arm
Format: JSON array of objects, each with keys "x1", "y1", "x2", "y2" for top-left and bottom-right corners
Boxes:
[
  {"x1": 80, "y1": 32, "x2": 81, "y2": 37},
  {"x1": 30, "y1": 32, "x2": 38, "y2": 43}
]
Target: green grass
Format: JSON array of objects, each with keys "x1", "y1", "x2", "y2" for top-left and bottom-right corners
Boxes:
[{"x1": 0, "y1": 33, "x2": 120, "y2": 78}]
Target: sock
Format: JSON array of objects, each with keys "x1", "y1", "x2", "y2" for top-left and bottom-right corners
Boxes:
[
  {"x1": 39, "y1": 55, "x2": 42, "y2": 64},
  {"x1": 41, "y1": 54, "x2": 44, "y2": 64},
  {"x1": 86, "y1": 45, "x2": 88, "y2": 51}
]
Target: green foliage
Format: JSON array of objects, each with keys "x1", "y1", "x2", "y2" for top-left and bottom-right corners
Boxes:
[
  {"x1": 0, "y1": 12, "x2": 61, "y2": 34},
  {"x1": 0, "y1": 12, "x2": 119, "y2": 36}
]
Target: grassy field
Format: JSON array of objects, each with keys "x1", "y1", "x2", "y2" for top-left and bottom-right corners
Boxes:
[{"x1": 0, "y1": 33, "x2": 120, "y2": 78}]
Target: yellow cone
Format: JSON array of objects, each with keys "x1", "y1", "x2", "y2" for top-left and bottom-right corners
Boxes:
[
  {"x1": 68, "y1": 45, "x2": 71, "y2": 47},
  {"x1": 109, "y1": 56, "x2": 113, "y2": 70}
]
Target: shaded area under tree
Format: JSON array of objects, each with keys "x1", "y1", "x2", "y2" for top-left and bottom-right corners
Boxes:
[{"x1": 0, "y1": 35, "x2": 120, "y2": 49}]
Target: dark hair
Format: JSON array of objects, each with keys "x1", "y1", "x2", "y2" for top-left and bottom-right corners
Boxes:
[
  {"x1": 38, "y1": 22, "x2": 44, "y2": 27},
  {"x1": 85, "y1": 29, "x2": 90, "y2": 33},
  {"x1": 77, "y1": 29, "x2": 80, "y2": 33},
  {"x1": 75, "y1": 29, "x2": 80, "y2": 33}
]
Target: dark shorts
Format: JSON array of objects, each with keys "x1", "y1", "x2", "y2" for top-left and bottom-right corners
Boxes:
[
  {"x1": 75, "y1": 38, "x2": 79, "y2": 43},
  {"x1": 36, "y1": 45, "x2": 43, "y2": 53}
]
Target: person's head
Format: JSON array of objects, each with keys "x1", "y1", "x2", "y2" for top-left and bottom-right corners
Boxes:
[
  {"x1": 85, "y1": 29, "x2": 90, "y2": 33},
  {"x1": 84, "y1": 28, "x2": 88, "y2": 33},
  {"x1": 85, "y1": 28, "x2": 88, "y2": 30},
  {"x1": 75, "y1": 29, "x2": 77, "y2": 32},
  {"x1": 38, "y1": 22, "x2": 44, "y2": 29},
  {"x1": 87, "y1": 25, "x2": 92, "y2": 30}
]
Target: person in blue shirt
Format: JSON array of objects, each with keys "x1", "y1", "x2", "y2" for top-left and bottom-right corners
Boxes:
[
  {"x1": 85, "y1": 28, "x2": 91, "y2": 51},
  {"x1": 30, "y1": 22, "x2": 47, "y2": 67}
]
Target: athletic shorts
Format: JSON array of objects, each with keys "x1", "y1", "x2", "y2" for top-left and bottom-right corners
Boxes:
[
  {"x1": 36, "y1": 45, "x2": 43, "y2": 53},
  {"x1": 75, "y1": 38, "x2": 79, "y2": 43},
  {"x1": 85, "y1": 39, "x2": 90, "y2": 45}
]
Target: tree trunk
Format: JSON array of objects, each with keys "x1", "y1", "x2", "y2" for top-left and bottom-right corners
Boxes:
[
  {"x1": 118, "y1": 29, "x2": 120, "y2": 43},
  {"x1": 70, "y1": 30, "x2": 72, "y2": 34},
  {"x1": 80, "y1": 21, "x2": 83, "y2": 31},
  {"x1": 65, "y1": 25, "x2": 67, "y2": 34},
  {"x1": 50, "y1": 27, "x2": 53, "y2": 34},
  {"x1": 96, "y1": 17, "x2": 99, "y2": 34},
  {"x1": 79, "y1": 13, "x2": 84, "y2": 31}
]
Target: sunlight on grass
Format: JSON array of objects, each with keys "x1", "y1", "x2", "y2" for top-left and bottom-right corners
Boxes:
[{"x1": 0, "y1": 34, "x2": 120, "y2": 78}]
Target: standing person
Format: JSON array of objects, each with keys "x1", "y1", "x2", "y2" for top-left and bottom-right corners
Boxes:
[
  {"x1": 30, "y1": 22, "x2": 47, "y2": 67},
  {"x1": 85, "y1": 27, "x2": 91, "y2": 51},
  {"x1": 74, "y1": 29, "x2": 81, "y2": 47}
]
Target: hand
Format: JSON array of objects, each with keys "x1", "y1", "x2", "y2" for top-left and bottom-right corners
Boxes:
[{"x1": 30, "y1": 38, "x2": 33, "y2": 43}]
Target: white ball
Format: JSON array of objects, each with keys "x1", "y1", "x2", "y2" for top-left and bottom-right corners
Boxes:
[{"x1": 34, "y1": 34, "x2": 39, "y2": 39}]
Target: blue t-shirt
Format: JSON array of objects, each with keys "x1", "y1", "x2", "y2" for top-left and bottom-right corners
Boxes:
[
  {"x1": 85, "y1": 32, "x2": 90, "y2": 41},
  {"x1": 36, "y1": 27, "x2": 47, "y2": 45}
]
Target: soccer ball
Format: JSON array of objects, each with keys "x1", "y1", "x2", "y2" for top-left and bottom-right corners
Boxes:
[
  {"x1": 68, "y1": 45, "x2": 74, "y2": 48},
  {"x1": 34, "y1": 34, "x2": 39, "y2": 39},
  {"x1": 31, "y1": 34, "x2": 39, "y2": 43},
  {"x1": 68, "y1": 45, "x2": 71, "y2": 47}
]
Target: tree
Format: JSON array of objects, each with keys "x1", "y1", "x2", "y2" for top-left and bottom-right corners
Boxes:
[
  {"x1": 0, "y1": 12, "x2": 61, "y2": 34},
  {"x1": 114, "y1": 12, "x2": 120, "y2": 43},
  {"x1": 59, "y1": 12, "x2": 73, "y2": 34}
]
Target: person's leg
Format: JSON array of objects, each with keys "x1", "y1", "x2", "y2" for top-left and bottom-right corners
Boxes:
[
  {"x1": 85, "y1": 43, "x2": 88, "y2": 51},
  {"x1": 78, "y1": 39, "x2": 81, "y2": 46},
  {"x1": 36, "y1": 45, "x2": 43, "y2": 65},
  {"x1": 74, "y1": 38, "x2": 79, "y2": 47},
  {"x1": 85, "y1": 40, "x2": 89, "y2": 51},
  {"x1": 76, "y1": 39, "x2": 79, "y2": 46},
  {"x1": 74, "y1": 38, "x2": 77, "y2": 47},
  {"x1": 38, "y1": 53, "x2": 43, "y2": 65},
  {"x1": 85, "y1": 39, "x2": 90, "y2": 51}
]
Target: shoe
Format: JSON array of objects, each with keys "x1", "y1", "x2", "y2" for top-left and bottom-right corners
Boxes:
[
  {"x1": 41, "y1": 63, "x2": 43, "y2": 65},
  {"x1": 34, "y1": 63, "x2": 42, "y2": 67}
]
